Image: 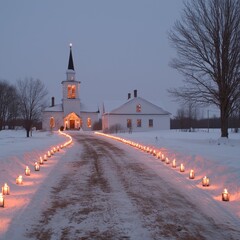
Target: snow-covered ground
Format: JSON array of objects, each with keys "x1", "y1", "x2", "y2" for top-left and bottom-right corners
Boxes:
[
  {"x1": 0, "y1": 129, "x2": 239, "y2": 239},
  {"x1": 96, "y1": 129, "x2": 240, "y2": 232},
  {"x1": 0, "y1": 130, "x2": 72, "y2": 238}
]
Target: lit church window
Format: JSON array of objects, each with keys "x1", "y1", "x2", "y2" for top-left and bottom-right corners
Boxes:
[
  {"x1": 49, "y1": 117, "x2": 55, "y2": 129},
  {"x1": 71, "y1": 85, "x2": 76, "y2": 98},
  {"x1": 136, "y1": 104, "x2": 141, "y2": 112},
  {"x1": 67, "y1": 85, "x2": 76, "y2": 99},
  {"x1": 87, "y1": 118, "x2": 91, "y2": 128}
]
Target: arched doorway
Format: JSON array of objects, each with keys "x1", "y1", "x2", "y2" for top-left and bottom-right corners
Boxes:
[{"x1": 64, "y1": 112, "x2": 80, "y2": 130}]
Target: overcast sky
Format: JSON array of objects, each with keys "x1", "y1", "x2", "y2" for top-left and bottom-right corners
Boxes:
[{"x1": 0, "y1": 0, "x2": 186, "y2": 116}]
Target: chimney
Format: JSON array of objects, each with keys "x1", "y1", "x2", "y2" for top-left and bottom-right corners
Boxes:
[
  {"x1": 51, "y1": 97, "x2": 55, "y2": 107},
  {"x1": 134, "y1": 89, "x2": 137, "y2": 98},
  {"x1": 128, "y1": 93, "x2": 131, "y2": 99}
]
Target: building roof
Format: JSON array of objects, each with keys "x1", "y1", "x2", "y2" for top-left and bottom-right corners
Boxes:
[
  {"x1": 43, "y1": 103, "x2": 63, "y2": 112},
  {"x1": 80, "y1": 102, "x2": 99, "y2": 113},
  {"x1": 43, "y1": 102, "x2": 98, "y2": 113},
  {"x1": 103, "y1": 96, "x2": 171, "y2": 115}
]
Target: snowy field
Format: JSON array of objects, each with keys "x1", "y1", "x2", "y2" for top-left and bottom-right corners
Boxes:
[{"x1": 0, "y1": 129, "x2": 239, "y2": 239}]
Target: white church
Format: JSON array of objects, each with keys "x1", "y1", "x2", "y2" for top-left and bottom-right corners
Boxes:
[{"x1": 42, "y1": 44, "x2": 99, "y2": 131}]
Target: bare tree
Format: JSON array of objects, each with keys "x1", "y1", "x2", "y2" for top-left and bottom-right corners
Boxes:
[
  {"x1": 6, "y1": 86, "x2": 19, "y2": 129},
  {"x1": 0, "y1": 80, "x2": 18, "y2": 130},
  {"x1": 16, "y1": 78, "x2": 48, "y2": 137},
  {"x1": 168, "y1": 0, "x2": 240, "y2": 138}
]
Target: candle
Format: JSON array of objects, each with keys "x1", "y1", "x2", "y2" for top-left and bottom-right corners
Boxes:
[
  {"x1": 0, "y1": 193, "x2": 4, "y2": 207},
  {"x1": 39, "y1": 157, "x2": 44, "y2": 165},
  {"x1": 222, "y1": 188, "x2": 230, "y2": 201},
  {"x1": 153, "y1": 150, "x2": 156, "y2": 156},
  {"x1": 16, "y1": 175, "x2": 23, "y2": 184},
  {"x1": 172, "y1": 159, "x2": 176, "y2": 168},
  {"x1": 34, "y1": 162, "x2": 40, "y2": 171},
  {"x1": 44, "y1": 154, "x2": 47, "y2": 161},
  {"x1": 2, "y1": 183, "x2": 10, "y2": 195},
  {"x1": 202, "y1": 176, "x2": 210, "y2": 187},
  {"x1": 25, "y1": 166, "x2": 31, "y2": 176},
  {"x1": 47, "y1": 151, "x2": 51, "y2": 157},
  {"x1": 180, "y1": 164, "x2": 185, "y2": 172},
  {"x1": 189, "y1": 169, "x2": 195, "y2": 179},
  {"x1": 161, "y1": 154, "x2": 165, "y2": 161},
  {"x1": 165, "y1": 157, "x2": 170, "y2": 164}
]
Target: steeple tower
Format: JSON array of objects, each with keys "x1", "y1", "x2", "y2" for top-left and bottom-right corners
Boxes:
[
  {"x1": 68, "y1": 43, "x2": 74, "y2": 70},
  {"x1": 66, "y1": 43, "x2": 75, "y2": 81},
  {"x1": 62, "y1": 43, "x2": 81, "y2": 116}
]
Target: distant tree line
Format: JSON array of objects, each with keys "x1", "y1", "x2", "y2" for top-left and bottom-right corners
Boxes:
[
  {"x1": 171, "y1": 104, "x2": 240, "y2": 132},
  {"x1": 0, "y1": 78, "x2": 48, "y2": 137}
]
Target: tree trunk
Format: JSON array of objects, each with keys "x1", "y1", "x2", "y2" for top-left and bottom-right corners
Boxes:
[
  {"x1": 26, "y1": 129, "x2": 30, "y2": 138},
  {"x1": 220, "y1": 109, "x2": 229, "y2": 138}
]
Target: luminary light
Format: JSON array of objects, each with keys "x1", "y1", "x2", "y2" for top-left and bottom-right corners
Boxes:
[
  {"x1": 0, "y1": 193, "x2": 4, "y2": 207},
  {"x1": 189, "y1": 169, "x2": 195, "y2": 179},
  {"x1": 39, "y1": 156, "x2": 44, "y2": 165},
  {"x1": 161, "y1": 154, "x2": 165, "y2": 161},
  {"x1": 34, "y1": 162, "x2": 40, "y2": 171},
  {"x1": 25, "y1": 166, "x2": 31, "y2": 176},
  {"x1": 222, "y1": 188, "x2": 230, "y2": 201},
  {"x1": 172, "y1": 159, "x2": 176, "y2": 168},
  {"x1": 60, "y1": 145, "x2": 63, "y2": 149},
  {"x1": 57, "y1": 146, "x2": 60, "y2": 151},
  {"x1": 51, "y1": 150, "x2": 54, "y2": 155},
  {"x1": 157, "y1": 152, "x2": 161, "y2": 159},
  {"x1": 180, "y1": 164, "x2": 185, "y2": 172},
  {"x1": 16, "y1": 175, "x2": 23, "y2": 184},
  {"x1": 165, "y1": 157, "x2": 170, "y2": 164},
  {"x1": 44, "y1": 154, "x2": 47, "y2": 161},
  {"x1": 2, "y1": 183, "x2": 10, "y2": 195},
  {"x1": 202, "y1": 176, "x2": 210, "y2": 187},
  {"x1": 53, "y1": 147, "x2": 56, "y2": 152},
  {"x1": 153, "y1": 150, "x2": 156, "y2": 156},
  {"x1": 47, "y1": 151, "x2": 51, "y2": 157}
]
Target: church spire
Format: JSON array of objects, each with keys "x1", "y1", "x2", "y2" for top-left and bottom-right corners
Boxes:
[{"x1": 68, "y1": 43, "x2": 74, "y2": 71}]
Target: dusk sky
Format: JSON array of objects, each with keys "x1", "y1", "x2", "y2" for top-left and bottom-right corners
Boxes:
[{"x1": 0, "y1": 0, "x2": 185, "y2": 116}]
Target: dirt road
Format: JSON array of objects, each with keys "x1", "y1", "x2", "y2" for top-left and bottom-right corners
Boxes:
[{"x1": 26, "y1": 133, "x2": 238, "y2": 240}]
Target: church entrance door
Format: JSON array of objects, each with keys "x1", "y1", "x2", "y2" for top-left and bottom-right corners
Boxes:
[{"x1": 70, "y1": 120, "x2": 75, "y2": 129}]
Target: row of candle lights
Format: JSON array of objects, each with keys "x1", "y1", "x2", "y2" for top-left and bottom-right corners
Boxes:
[
  {"x1": 1, "y1": 130, "x2": 73, "y2": 208},
  {"x1": 95, "y1": 132, "x2": 230, "y2": 202}
]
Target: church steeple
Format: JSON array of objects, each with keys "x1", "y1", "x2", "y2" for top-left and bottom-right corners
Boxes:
[{"x1": 68, "y1": 43, "x2": 75, "y2": 70}]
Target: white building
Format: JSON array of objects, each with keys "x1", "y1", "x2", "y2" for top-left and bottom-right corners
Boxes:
[
  {"x1": 42, "y1": 44, "x2": 99, "y2": 131},
  {"x1": 102, "y1": 90, "x2": 171, "y2": 132}
]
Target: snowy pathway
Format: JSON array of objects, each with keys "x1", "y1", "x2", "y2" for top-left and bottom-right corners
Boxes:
[{"x1": 6, "y1": 132, "x2": 238, "y2": 240}]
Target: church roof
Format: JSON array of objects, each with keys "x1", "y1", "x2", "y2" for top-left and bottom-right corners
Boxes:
[
  {"x1": 68, "y1": 43, "x2": 74, "y2": 70},
  {"x1": 80, "y1": 102, "x2": 99, "y2": 113},
  {"x1": 43, "y1": 103, "x2": 63, "y2": 112},
  {"x1": 103, "y1": 96, "x2": 171, "y2": 115},
  {"x1": 43, "y1": 102, "x2": 98, "y2": 113}
]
